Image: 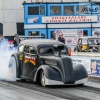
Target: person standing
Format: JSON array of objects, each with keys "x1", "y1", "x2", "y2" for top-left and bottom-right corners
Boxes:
[
  {"x1": 13, "y1": 35, "x2": 18, "y2": 47},
  {"x1": 58, "y1": 34, "x2": 65, "y2": 44}
]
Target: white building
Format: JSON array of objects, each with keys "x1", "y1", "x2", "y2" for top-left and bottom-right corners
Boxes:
[{"x1": 0, "y1": 0, "x2": 99, "y2": 38}]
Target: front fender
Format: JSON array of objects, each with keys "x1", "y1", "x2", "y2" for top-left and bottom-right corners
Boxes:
[
  {"x1": 73, "y1": 64, "x2": 88, "y2": 82},
  {"x1": 34, "y1": 65, "x2": 62, "y2": 82}
]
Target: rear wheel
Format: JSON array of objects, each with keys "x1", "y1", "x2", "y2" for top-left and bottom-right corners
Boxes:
[
  {"x1": 40, "y1": 70, "x2": 46, "y2": 87},
  {"x1": 9, "y1": 56, "x2": 17, "y2": 81}
]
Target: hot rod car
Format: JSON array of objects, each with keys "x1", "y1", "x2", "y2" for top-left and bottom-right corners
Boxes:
[
  {"x1": 9, "y1": 39, "x2": 88, "y2": 86},
  {"x1": 74, "y1": 37, "x2": 100, "y2": 52}
]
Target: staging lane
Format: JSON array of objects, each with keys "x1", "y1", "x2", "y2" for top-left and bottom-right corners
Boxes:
[
  {"x1": 1, "y1": 80, "x2": 100, "y2": 100},
  {"x1": 0, "y1": 81, "x2": 66, "y2": 100}
]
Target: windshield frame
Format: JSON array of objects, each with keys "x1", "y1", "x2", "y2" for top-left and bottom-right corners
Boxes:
[
  {"x1": 88, "y1": 38, "x2": 100, "y2": 45},
  {"x1": 38, "y1": 44, "x2": 68, "y2": 56}
]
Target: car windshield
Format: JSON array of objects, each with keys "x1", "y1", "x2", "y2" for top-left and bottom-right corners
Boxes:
[
  {"x1": 88, "y1": 39, "x2": 100, "y2": 45},
  {"x1": 39, "y1": 46, "x2": 68, "y2": 56}
]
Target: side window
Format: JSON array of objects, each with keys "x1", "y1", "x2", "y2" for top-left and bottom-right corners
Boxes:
[
  {"x1": 50, "y1": 6, "x2": 61, "y2": 14},
  {"x1": 18, "y1": 45, "x2": 24, "y2": 52},
  {"x1": 64, "y1": 6, "x2": 74, "y2": 14},
  {"x1": 24, "y1": 45, "x2": 30, "y2": 53},
  {"x1": 28, "y1": 6, "x2": 39, "y2": 15},
  {"x1": 82, "y1": 39, "x2": 87, "y2": 44},
  {"x1": 29, "y1": 46, "x2": 36, "y2": 54}
]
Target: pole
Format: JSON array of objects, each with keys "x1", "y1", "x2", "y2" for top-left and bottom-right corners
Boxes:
[{"x1": 89, "y1": 0, "x2": 92, "y2": 36}]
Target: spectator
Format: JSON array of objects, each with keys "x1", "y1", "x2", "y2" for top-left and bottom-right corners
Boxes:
[
  {"x1": 13, "y1": 36, "x2": 18, "y2": 47},
  {"x1": 58, "y1": 34, "x2": 65, "y2": 44}
]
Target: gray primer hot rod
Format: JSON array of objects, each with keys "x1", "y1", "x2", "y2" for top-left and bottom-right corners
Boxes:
[{"x1": 9, "y1": 39, "x2": 88, "y2": 86}]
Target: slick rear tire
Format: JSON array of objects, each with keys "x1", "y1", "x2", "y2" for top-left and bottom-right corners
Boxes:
[
  {"x1": 9, "y1": 55, "x2": 17, "y2": 81},
  {"x1": 40, "y1": 70, "x2": 46, "y2": 87}
]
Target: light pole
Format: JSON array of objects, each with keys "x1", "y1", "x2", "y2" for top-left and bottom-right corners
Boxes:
[{"x1": 89, "y1": 0, "x2": 92, "y2": 36}]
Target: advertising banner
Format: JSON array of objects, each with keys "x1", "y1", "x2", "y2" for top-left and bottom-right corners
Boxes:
[
  {"x1": 42, "y1": 16, "x2": 97, "y2": 23},
  {"x1": 27, "y1": 17, "x2": 39, "y2": 23},
  {"x1": 91, "y1": 59, "x2": 100, "y2": 76},
  {"x1": 54, "y1": 29, "x2": 83, "y2": 51},
  {"x1": 92, "y1": 28, "x2": 100, "y2": 37},
  {"x1": 72, "y1": 58, "x2": 91, "y2": 74}
]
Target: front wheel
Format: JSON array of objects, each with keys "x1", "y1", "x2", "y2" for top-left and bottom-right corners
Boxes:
[
  {"x1": 78, "y1": 84, "x2": 84, "y2": 87},
  {"x1": 40, "y1": 70, "x2": 46, "y2": 87}
]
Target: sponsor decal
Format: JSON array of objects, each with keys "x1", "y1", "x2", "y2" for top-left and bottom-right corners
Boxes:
[
  {"x1": 24, "y1": 56, "x2": 36, "y2": 65},
  {"x1": 19, "y1": 55, "x2": 23, "y2": 60}
]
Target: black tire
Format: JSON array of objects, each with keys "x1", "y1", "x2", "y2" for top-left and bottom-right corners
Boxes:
[
  {"x1": 21, "y1": 79, "x2": 26, "y2": 82},
  {"x1": 78, "y1": 84, "x2": 84, "y2": 87},
  {"x1": 74, "y1": 47, "x2": 78, "y2": 52},
  {"x1": 40, "y1": 70, "x2": 46, "y2": 87}
]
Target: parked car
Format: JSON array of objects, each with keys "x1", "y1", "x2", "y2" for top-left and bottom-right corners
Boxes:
[{"x1": 74, "y1": 37, "x2": 100, "y2": 52}]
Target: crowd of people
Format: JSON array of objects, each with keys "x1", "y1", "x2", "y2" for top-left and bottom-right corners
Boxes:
[{"x1": 0, "y1": 34, "x2": 19, "y2": 47}]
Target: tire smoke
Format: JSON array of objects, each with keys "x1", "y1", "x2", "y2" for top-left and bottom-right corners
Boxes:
[{"x1": 0, "y1": 39, "x2": 17, "y2": 81}]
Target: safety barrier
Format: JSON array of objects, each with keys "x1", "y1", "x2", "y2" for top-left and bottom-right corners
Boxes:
[
  {"x1": 71, "y1": 56, "x2": 100, "y2": 77},
  {"x1": 72, "y1": 52, "x2": 100, "y2": 57}
]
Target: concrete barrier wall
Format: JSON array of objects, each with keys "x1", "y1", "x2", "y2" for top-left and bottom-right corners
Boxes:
[
  {"x1": 72, "y1": 52, "x2": 100, "y2": 57},
  {"x1": 71, "y1": 56, "x2": 100, "y2": 77}
]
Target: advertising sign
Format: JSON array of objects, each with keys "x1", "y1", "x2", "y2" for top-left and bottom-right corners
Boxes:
[
  {"x1": 55, "y1": 29, "x2": 83, "y2": 51},
  {"x1": 92, "y1": 28, "x2": 100, "y2": 37},
  {"x1": 42, "y1": 16, "x2": 97, "y2": 23},
  {"x1": 91, "y1": 59, "x2": 100, "y2": 76},
  {"x1": 72, "y1": 58, "x2": 91, "y2": 74},
  {"x1": 27, "y1": 17, "x2": 39, "y2": 23}
]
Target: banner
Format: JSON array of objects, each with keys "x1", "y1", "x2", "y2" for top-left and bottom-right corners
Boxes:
[
  {"x1": 42, "y1": 16, "x2": 97, "y2": 23},
  {"x1": 92, "y1": 28, "x2": 100, "y2": 37},
  {"x1": 91, "y1": 59, "x2": 100, "y2": 76},
  {"x1": 72, "y1": 57, "x2": 91, "y2": 74},
  {"x1": 55, "y1": 29, "x2": 83, "y2": 51}
]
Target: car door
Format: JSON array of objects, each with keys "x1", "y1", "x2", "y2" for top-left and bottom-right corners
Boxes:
[{"x1": 22, "y1": 45, "x2": 37, "y2": 78}]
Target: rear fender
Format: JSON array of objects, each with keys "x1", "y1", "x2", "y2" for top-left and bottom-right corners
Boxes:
[{"x1": 34, "y1": 65, "x2": 62, "y2": 82}]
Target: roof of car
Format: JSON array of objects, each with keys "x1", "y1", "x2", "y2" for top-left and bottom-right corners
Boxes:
[
  {"x1": 19, "y1": 39, "x2": 64, "y2": 46},
  {"x1": 79, "y1": 36, "x2": 100, "y2": 39}
]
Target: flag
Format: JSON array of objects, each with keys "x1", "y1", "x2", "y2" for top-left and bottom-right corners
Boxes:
[
  {"x1": 77, "y1": 30, "x2": 83, "y2": 37},
  {"x1": 54, "y1": 30, "x2": 63, "y2": 37}
]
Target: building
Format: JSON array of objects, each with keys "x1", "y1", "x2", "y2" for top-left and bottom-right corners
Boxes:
[
  {"x1": 23, "y1": 0, "x2": 100, "y2": 49},
  {"x1": 0, "y1": 0, "x2": 100, "y2": 41}
]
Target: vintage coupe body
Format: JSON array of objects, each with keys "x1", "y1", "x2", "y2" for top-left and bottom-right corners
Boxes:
[
  {"x1": 74, "y1": 37, "x2": 100, "y2": 52},
  {"x1": 9, "y1": 39, "x2": 88, "y2": 86}
]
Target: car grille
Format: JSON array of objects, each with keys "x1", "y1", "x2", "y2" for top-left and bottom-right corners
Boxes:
[{"x1": 61, "y1": 57, "x2": 75, "y2": 84}]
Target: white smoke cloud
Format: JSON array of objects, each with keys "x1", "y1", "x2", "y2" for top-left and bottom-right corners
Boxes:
[
  {"x1": 0, "y1": 39, "x2": 17, "y2": 81},
  {"x1": 0, "y1": 51, "x2": 17, "y2": 81}
]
